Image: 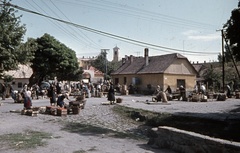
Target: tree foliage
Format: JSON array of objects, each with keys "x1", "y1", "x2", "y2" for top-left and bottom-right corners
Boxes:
[
  {"x1": 92, "y1": 50, "x2": 121, "y2": 80},
  {"x1": 224, "y1": 7, "x2": 240, "y2": 60},
  {"x1": 0, "y1": 0, "x2": 27, "y2": 77},
  {"x1": 92, "y1": 50, "x2": 107, "y2": 74},
  {"x1": 28, "y1": 33, "x2": 81, "y2": 85},
  {"x1": 202, "y1": 67, "x2": 221, "y2": 91},
  {"x1": 217, "y1": 46, "x2": 232, "y2": 63}
]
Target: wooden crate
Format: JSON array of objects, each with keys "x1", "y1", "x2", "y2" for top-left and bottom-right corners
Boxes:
[
  {"x1": 69, "y1": 101, "x2": 81, "y2": 107},
  {"x1": 192, "y1": 94, "x2": 200, "y2": 102},
  {"x1": 57, "y1": 108, "x2": 67, "y2": 117},
  {"x1": 26, "y1": 110, "x2": 38, "y2": 117},
  {"x1": 72, "y1": 106, "x2": 80, "y2": 114},
  {"x1": 80, "y1": 100, "x2": 86, "y2": 109},
  {"x1": 236, "y1": 92, "x2": 240, "y2": 99},
  {"x1": 21, "y1": 109, "x2": 27, "y2": 115},
  {"x1": 46, "y1": 106, "x2": 58, "y2": 115},
  {"x1": 217, "y1": 94, "x2": 226, "y2": 101}
]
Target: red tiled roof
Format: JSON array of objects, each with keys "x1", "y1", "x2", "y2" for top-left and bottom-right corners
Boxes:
[{"x1": 88, "y1": 66, "x2": 103, "y2": 75}]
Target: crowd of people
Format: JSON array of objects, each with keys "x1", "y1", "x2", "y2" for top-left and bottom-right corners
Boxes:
[{"x1": 0, "y1": 80, "x2": 235, "y2": 108}]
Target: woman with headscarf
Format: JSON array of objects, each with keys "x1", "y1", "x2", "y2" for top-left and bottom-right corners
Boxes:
[
  {"x1": 107, "y1": 84, "x2": 115, "y2": 104},
  {"x1": 23, "y1": 91, "x2": 32, "y2": 109},
  {"x1": 48, "y1": 83, "x2": 57, "y2": 106}
]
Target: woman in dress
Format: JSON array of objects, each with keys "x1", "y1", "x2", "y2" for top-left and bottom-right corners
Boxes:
[{"x1": 107, "y1": 84, "x2": 115, "y2": 104}]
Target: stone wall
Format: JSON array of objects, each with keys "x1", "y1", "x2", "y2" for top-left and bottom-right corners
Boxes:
[{"x1": 148, "y1": 126, "x2": 240, "y2": 153}]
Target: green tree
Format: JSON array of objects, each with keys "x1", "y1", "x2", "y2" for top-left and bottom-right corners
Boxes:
[
  {"x1": 92, "y1": 50, "x2": 121, "y2": 80},
  {"x1": 0, "y1": 0, "x2": 27, "y2": 78},
  {"x1": 224, "y1": 7, "x2": 240, "y2": 60},
  {"x1": 217, "y1": 46, "x2": 232, "y2": 63},
  {"x1": 202, "y1": 67, "x2": 221, "y2": 91},
  {"x1": 28, "y1": 33, "x2": 81, "y2": 85},
  {"x1": 92, "y1": 50, "x2": 107, "y2": 74}
]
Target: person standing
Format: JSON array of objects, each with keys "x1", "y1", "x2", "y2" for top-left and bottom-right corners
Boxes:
[
  {"x1": 227, "y1": 84, "x2": 231, "y2": 98},
  {"x1": 107, "y1": 84, "x2": 115, "y2": 104},
  {"x1": 35, "y1": 84, "x2": 40, "y2": 99},
  {"x1": 23, "y1": 91, "x2": 32, "y2": 109},
  {"x1": 179, "y1": 85, "x2": 186, "y2": 101},
  {"x1": 48, "y1": 84, "x2": 57, "y2": 106},
  {"x1": 56, "y1": 82, "x2": 62, "y2": 95},
  {"x1": 1, "y1": 83, "x2": 6, "y2": 100},
  {"x1": 200, "y1": 83, "x2": 206, "y2": 95},
  {"x1": 165, "y1": 85, "x2": 172, "y2": 100},
  {"x1": 9, "y1": 84, "x2": 16, "y2": 102},
  {"x1": 165, "y1": 85, "x2": 172, "y2": 94}
]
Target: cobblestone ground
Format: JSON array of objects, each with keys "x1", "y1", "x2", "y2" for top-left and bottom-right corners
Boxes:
[
  {"x1": 1, "y1": 94, "x2": 239, "y2": 153},
  {"x1": 0, "y1": 96, "x2": 175, "y2": 153}
]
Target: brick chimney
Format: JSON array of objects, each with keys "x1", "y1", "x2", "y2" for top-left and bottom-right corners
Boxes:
[
  {"x1": 144, "y1": 48, "x2": 149, "y2": 66},
  {"x1": 122, "y1": 58, "x2": 126, "y2": 65},
  {"x1": 130, "y1": 55, "x2": 133, "y2": 63}
]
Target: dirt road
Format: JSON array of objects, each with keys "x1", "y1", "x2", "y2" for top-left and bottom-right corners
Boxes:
[{"x1": 0, "y1": 96, "x2": 175, "y2": 153}]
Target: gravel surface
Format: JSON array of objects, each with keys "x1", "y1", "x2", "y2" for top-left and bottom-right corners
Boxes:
[
  {"x1": 0, "y1": 96, "x2": 174, "y2": 153},
  {"x1": 0, "y1": 95, "x2": 239, "y2": 153}
]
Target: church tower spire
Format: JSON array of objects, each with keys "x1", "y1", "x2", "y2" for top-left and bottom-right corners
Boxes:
[{"x1": 113, "y1": 46, "x2": 119, "y2": 62}]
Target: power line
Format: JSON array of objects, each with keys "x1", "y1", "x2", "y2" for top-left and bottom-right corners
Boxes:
[
  {"x1": 24, "y1": 1, "x2": 83, "y2": 45},
  {"x1": 24, "y1": 0, "x2": 100, "y2": 50},
  {"x1": 3, "y1": 2, "x2": 220, "y2": 55},
  {"x1": 55, "y1": 0, "x2": 215, "y2": 31},
  {"x1": 49, "y1": 0, "x2": 102, "y2": 49}
]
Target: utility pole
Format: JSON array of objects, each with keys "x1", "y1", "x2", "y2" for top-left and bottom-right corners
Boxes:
[
  {"x1": 221, "y1": 29, "x2": 225, "y2": 92},
  {"x1": 222, "y1": 32, "x2": 240, "y2": 79},
  {"x1": 217, "y1": 29, "x2": 225, "y2": 92},
  {"x1": 101, "y1": 49, "x2": 109, "y2": 81}
]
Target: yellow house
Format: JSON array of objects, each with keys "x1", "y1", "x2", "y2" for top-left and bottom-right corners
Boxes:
[{"x1": 111, "y1": 49, "x2": 197, "y2": 92}]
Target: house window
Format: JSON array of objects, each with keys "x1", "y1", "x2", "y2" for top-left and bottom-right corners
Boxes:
[
  {"x1": 177, "y1": 79, "x2": 185, "y2": 88},
  {"x1": 124, "y1": 77, "x2": 127, "y2": 85},
  {"x1": 18, "y1": 82, "x2": 22, "y2": 88},
  {"x1": 114, "y1": 78, "x2": 119, "y2": 85},
  {"x1": 132, "y1": 77, "x2": 140, "y2": 85},
  {"x1": 12, "y1": 82, "x2": 15, "y2": 85}
]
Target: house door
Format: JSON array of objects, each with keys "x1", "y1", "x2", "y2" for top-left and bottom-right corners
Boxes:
[
  {"x1": 177, "y1": 79, "x2": 185, "y2": 88},
  {"x1": 114, "y1": 78, "x2": 119, "y2": 85}
]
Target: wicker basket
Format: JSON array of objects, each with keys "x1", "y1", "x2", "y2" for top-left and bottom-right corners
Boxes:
[{"x1": 116, "y1": 98, "x2": 122, "y2": 103}]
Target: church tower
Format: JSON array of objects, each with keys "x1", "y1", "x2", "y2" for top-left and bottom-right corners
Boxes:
[{"x1": 113, "y1": 46, "x2": 119, "y2": 62}]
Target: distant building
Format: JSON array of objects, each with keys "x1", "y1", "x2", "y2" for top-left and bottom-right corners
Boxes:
[
  {"x1": 82, "y1": 66, "x2": 104, "y2": 84},
  {"x1": 1, "y1": 65, "x2": 33, "y2": 90},
  {"x1": 78, "y1": 57, "x2": 104, "y2": 84},
  {"x1": 111, "y1": 48, "x2": 198, "y2": 92},
  {"x1": 112, "y1": 46, "x2": 119, "y2": 62},
  {"x1": 78, "y1": 56, "x2": 96, "y2": 70}
]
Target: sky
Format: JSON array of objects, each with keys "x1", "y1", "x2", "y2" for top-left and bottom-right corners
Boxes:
[{"x1": 7, "y1": 0, "x2": 238, "y2": 63}]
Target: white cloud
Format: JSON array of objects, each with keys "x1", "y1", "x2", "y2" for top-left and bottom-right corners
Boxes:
[{"x1": 182, "y1": 30, "x2": 220, "y2": 42}]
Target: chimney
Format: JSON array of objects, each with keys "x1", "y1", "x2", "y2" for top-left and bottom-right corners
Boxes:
[
  {"x1": 125, "y1": 55, "x2": 128, "y2": 61},
  {"x1": 122, "y1": 58, "x2": 126, "y2": 65},
  {"x1": 144, "y1": 48, "x2": 149, "y2": 66},
  {"x1": 130, "y1": 55, "x2": 133, "y2": 63}
]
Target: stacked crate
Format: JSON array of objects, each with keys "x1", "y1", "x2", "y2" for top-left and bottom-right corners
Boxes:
[
  {"x1": 57, "y1": 108, "x2": 67, "y2": 117},
  {"x1": 72, "y1": 106, "x2": 80, "y2": 114},
  {"x1": 21, "y1": 109, "x2": 38, "y2": 117},
  {"x1": 45, "y1": 106, "x2": 58, "y2": 115}
]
